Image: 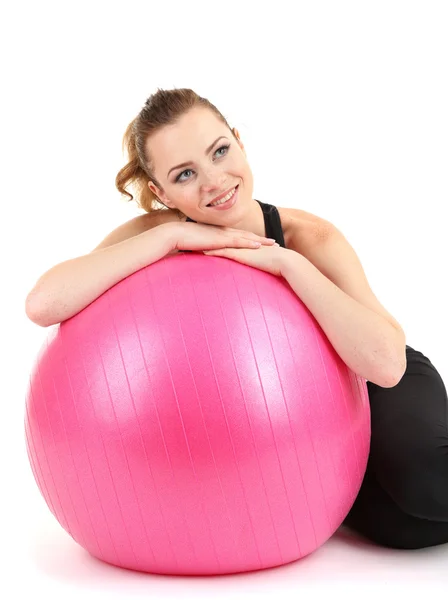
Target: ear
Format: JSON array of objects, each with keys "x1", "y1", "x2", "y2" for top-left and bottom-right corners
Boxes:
[
  {"x1": 147, "y1": 180, "x2": 159, "y2": 197},
  {"x1": 233, "y1": 128, "x2": 246, "y2": 156},
  {"x1": 147, "y1": 180, "x2": 174, "y2": 209}
]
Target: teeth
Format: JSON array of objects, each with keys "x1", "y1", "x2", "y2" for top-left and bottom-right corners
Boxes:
[{"x1": 209, "y1": 187, "x2": 236, "y2": 207}]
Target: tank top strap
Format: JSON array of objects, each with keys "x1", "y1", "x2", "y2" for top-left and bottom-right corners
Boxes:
[
  {"x1": 255, "y1": 199, "x2": 286, "y2": 248},
  {"x1": 184, "y1": 199, "x2": 286, "y2": 249}
]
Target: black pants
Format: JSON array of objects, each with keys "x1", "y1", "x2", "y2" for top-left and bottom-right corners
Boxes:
[{"x1": 343, "y1": 345, "x2": 448, "y2": 549}]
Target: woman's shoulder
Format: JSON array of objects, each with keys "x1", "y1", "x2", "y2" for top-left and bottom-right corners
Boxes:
[
  {"x1": 90, "y1": 209, "x2": 181, "y2": 252},
  {"x1": 277, "y1": 205, "x2": 334, "y2": 253},
  {"x1": 130, "y1": 207, "x2": 183, "y2": 231}
]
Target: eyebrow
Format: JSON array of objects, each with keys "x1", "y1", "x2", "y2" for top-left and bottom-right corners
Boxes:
[{"x1": 167, "y1": 136, "x2": 228, "y2": 178}]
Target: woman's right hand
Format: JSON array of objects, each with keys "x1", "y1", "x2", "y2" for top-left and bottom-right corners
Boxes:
[{"x1": 166, "y1": 221, "x2": 277, "y2": 252}]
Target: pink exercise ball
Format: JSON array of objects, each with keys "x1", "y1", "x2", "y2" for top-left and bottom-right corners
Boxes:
[{"x1": 25, "y1": 253, "x2": 370, "y2": 576}]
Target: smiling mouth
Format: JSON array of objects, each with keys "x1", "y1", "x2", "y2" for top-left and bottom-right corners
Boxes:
[{"x1": 206, "y1": 185, "x2": 238, "y2": 207}]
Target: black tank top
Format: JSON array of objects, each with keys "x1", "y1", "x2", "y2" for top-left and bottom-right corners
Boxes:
[{"x1": 184, "y1": 199, "x2": 286, "y2": 248}]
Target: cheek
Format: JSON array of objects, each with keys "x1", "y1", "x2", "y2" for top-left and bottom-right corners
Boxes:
[
  {"x1": 232, "y1": 155, "x2": 251, "y2": 175},
  {"x1": 240, "y1": 160, "x2": 253, "y2": 182}
]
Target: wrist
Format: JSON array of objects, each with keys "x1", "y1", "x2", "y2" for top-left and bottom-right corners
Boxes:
[
  {"x1": 157, "y1": 222, "x2": 183, "y2": 254},
  {"x1": 280, "y1": 248, "x2": 306, "y2": 277}
]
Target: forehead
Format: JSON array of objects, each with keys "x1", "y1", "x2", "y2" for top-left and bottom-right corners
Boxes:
[{"x1": 147, "y1": 108, "x2": 226, "y2": 158}]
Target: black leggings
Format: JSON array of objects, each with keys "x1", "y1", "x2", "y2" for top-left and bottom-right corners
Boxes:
[{"x1": 343, "y1": 345, "x2": 448, "y2": 549}]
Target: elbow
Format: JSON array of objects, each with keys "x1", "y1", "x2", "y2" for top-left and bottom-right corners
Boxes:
[
  {"x1": 364, "y1": 335, "x2": 406, "y2": 388},
  {"x1": 374, "y1": 327, "x2": 407, "y2": 388},
  {"x1": 376, "y1": 369, "x2": 405, "y2": 388},
  {"x1": 25, "y1": 304, "x2": 44, "y2": 327},
  {"x1": 367, "y1": 365, "x2": 404, "y2": 388},
  {"x1": 26, "y1": 291, "x2": 69, "y2": 328},
  {"x1": 372, "y1": 351, "x2": 407, "y2": 389},
  {"x1": 25, "y1": 293, "x2": 51, "y2": 327},
  {"x1": 386, "y1": 361, "x2": 407, "y2": 388},
  {"x1": 25, "y1": 292, "x2": 38, "y2": 321}
]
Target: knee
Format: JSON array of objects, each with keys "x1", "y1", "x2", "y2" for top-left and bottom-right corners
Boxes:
[
  {"x1": 344, "y1": 507, "x2": 441, "y2": 550},
  {"x1": 377, "y1": 528, "x2": 437, "y2": 550},
  {"x1": 371, "y1": 411, "x2": 448, "y2": 522},
  {"x1": 383, "y1": 463, "x2": 448, "y2": 523}
]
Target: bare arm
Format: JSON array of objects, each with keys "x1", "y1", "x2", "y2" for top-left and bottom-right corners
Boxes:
[{"x1": 25, "y1": 223, "x2": 177, "y2": 328}]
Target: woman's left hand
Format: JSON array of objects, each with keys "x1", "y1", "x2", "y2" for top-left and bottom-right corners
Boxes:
[{"x1": 203, "y1": 244, "x2": 291, "y2": 277}]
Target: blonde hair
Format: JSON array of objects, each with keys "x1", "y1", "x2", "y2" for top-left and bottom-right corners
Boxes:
[{"x1": 115, "y1": 88, "x2": 236, "y2": 217}]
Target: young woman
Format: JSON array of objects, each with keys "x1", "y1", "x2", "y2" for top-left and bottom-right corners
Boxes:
[{"x1": 25, "y1": 87, "x2": 448, "y2": 550}]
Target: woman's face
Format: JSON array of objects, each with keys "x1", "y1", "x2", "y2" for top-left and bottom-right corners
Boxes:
[{"x1": 146, "y1": 107, "x2": 254, "y2": 224}]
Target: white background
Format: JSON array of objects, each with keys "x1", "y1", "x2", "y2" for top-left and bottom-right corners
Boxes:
[{"x1": 2, "y1": 0, "x2": 448, "y2": 597}]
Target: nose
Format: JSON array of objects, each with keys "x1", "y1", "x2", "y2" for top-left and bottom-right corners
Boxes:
[{"x1": 200, "y1": 167, "x2": 226, "y2": 191}]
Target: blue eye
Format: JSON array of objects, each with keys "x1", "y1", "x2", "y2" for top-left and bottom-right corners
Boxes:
[
  {"x1": 215, "y1": 144, "x2": 230, "y2": 157},
  {"x1": 175, "y1": 144, "x2": 230, "y2": 183}
]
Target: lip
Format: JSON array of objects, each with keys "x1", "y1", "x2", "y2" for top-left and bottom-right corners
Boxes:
[
  {"x1": 207, "y1": 185, "x2": 238, "y2": 211},
  {"x1": 206, "y1": 185, "x2": 238, "y2": 207}
]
